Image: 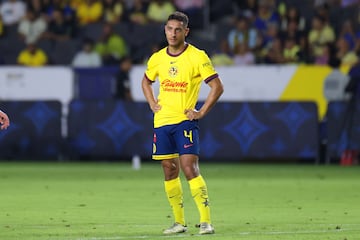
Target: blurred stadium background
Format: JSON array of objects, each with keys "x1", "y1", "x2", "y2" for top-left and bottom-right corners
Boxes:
[
  {"x1": 1, "y1": 1, "x2": 360, "y2": 239},
  {"x1": 0, "y1": 0, "x2": 360, "y2": 164}
]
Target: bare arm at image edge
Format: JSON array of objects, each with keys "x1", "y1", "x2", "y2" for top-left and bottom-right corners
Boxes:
[{"x1": 0, "y1": 110, "x2": 10, "y2": 130}]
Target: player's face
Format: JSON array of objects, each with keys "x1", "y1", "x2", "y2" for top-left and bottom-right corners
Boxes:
[{"x1": 165, "y1": 20, "x2": 189, "y2": 49}]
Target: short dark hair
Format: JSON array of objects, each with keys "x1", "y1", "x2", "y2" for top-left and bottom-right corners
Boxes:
[
  {"x1": 328, "y1": 57, "x2": 341, "y2": 68},
  {"x1": 167, "y1": 11, "x2": 189, "y2": 28}
]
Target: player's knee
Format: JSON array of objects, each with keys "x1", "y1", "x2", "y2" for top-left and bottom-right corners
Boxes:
[
  {"x1": 162, "y1": 160, "x2": 179, "y2": 179},
  {"x1": 182, "y1": 165, "x2": 199, "y2": 180}
]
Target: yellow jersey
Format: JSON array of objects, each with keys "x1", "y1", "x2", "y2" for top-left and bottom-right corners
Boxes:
[
  {"x1": 17, "y1": 49, "x2": 48, "y2": 67},
  {"x1": 145, "y1": 43, "x2": 218, "y2": 128},
  {"x1": 77, "y1": 2, "x2": 103, "y2": 25}
]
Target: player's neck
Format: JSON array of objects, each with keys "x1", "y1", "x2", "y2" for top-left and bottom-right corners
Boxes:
[{"x1": 167, "y1": 42, "x2": 187, "y2": 56}]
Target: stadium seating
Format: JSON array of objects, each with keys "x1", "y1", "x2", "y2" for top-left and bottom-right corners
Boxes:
[
  {"x1": 0, "y1": 37, "x2": 25, "y2": 65},
  {"x1": 50, "y1": 39, "x2": 80, "y2": 65},
  {"x1": 78, "y1": 22, "x2": 104, "y2": 42}
]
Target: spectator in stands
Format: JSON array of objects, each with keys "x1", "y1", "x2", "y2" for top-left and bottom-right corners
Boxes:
[
  {"x1": 315, "y1": 42, "x2": 335, "y2": 65},
  {"x1": 28, "y1": 0, "x2": 44, "y2": 16},
  {"x1": 308, "y1": 14, "x2": 335, "y2": 60},
  {"x1": 72, "y1": 38, "x2": 102, "y2": 67},
  {"x1": 234, "y1": 0, "x2": 258, "y2": 20},
  {"x1": 263, "y1": 37, "x2": 284, "y2": 64},
  {"x1": 0, "y1": 19, "x2": 3, "y2": 36},
  {"x1": 18, "y1": 8, "x2": 47, "y2": 44},
  {"x1": 76, "y1": 0, "x2": 103, "y2": 25},
  {"x1": 279, "y1": 20, "x2": 305, "y2": 47},
  {"x1": 174, "y1": 0, "x2": 205, "y2": 29},
  {"x1": 323, "y1": 57, "x2": 350, "y2": 101},
  {"x1": 128, "y1": 0, "x2": 148, "y2": 25},
  {"x1": 279, "y1": 6, "x2": 306, "y2": 32},
  {"x1": 233, "y1": 42, "x2": 255, "y2": 65},
  {"x1": 283, "y1": 37, "x2": 300, "y2": 64},
  {"x1": 210, "y1": 39, "x2": 234, "y2": 66},
  {"x1": 42, "y1": 8, "x2": 74, "y2": 41},
  {"x1": 355, "y1": 33, "x2": 360, "y2": 54},
  {"x1": 43, "y1": 0, "x2": 76, "y2": 25},
  {"x1": 315, "y1": 2, "x2": 344, "y2": 39},
  {"x1": 336, "y1": 37, "x2": 358, "y2": 67},
  {"x1": 227, "y1": 16, "x2": 259, "y2": 52},
  {"x1": 0, "y1": 0, "x2": 26, "y2": 26},
  {"x1": 147, "y1": 0, "x2": 175, "y2": 23},
  {"x1": 348, "y1": 52, "x2": 360, "y2": 79},
  {"x1": 258, "y1": 22, "x2": 279, "y2": 62},
  {"x1": 294, "y1": 27, "x2": 312, "y2": 64},
  {"x1": 338, "y1": 20, "x2": 357, "y2": 52},
  {"x1": 17, "y1": 42, "x2": 48, "y2": 66},
  {"x1": 253, "y1": 0, "x2": 280, "y2": 34},
  {"x1": 261, "y1": 22, "x2": 279, "y2": 51},
  {"x1": 209, "y1": 0, "x2": 234, "y2": 23},
  {"x1": 114, "y1": 56, "x2": 133, "y2": 101},
  {"x1": 0, "y1": 110, "x2": 10, "y2": 130},
  {"x1": 69, "y1": 0, "x2": 83, "y2": 9},
  {"x1": 102, "y1": 0, "x2": 126, "y2": 24},
  {"x1": 95, "y1": 23, "x2": 128, "y2": 65}
]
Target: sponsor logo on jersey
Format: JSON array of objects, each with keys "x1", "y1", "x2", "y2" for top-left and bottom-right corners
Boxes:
[{"x1": 161, "y1": 79, "x2": 188, "y2": 93}]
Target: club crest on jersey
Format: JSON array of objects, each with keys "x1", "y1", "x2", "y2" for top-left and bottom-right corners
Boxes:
[{"x1": 168, "y1": 66, "x2": 178, "y2": 78}]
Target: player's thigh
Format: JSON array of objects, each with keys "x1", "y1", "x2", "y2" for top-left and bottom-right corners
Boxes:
[
  {"x1": 153, "y1": 125, "x2": 178, "y2": 160},
  {"x1": 174, "y1": 120, "x2": 200, "y2": 156}
]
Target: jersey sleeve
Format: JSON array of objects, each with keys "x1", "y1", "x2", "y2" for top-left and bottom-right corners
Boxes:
[
  {"x1": 144, "y1": 52, "x2": 159, "y2": 82},
  {"x1": 198, "y1": 50, "x2": 218, "y2": 84}
]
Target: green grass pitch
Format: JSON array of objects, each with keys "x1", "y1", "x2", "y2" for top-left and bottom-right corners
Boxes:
[{"x1": 0, "y1": 162, "x2": 359, "y2": 240}]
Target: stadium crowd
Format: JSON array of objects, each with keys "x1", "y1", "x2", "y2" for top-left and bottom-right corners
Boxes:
[{"x1": 0, "y1": 0, "x2": 359, "y2": 67}]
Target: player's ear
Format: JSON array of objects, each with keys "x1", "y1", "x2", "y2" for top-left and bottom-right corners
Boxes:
[{"x1": 185, "y1": 28, "x2": 190, "y2": 37}]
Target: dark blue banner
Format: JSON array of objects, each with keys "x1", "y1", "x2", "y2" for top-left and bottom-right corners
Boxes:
[
  {"x1": 68, "y1": 101, "x2": 319, "y2": 160},
  {"x1": 198, "y1": 102, "x2": 319, "y2": 159},
  {"x1": 0, "y1": 101, "x2": 62, "y2": 159},
  {"x1": 0, "y1": 100, "x2": 322, "y2": 161},
  {"x1": 67, "y1": 100, "x2": 153, "y2": 159},
  {"x1": 326, "y1": 100, "x2": 360, "y2": 160}
]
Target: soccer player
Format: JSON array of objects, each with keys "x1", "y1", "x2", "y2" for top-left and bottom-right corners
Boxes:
[
  {"x1": 0, "y1": 110, "x2": 10, "y2": 130},
  {"x1": 141, "y1": 11, "x2": 224, "y2": 235}
]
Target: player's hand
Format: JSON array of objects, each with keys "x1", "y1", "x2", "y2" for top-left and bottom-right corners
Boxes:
[
  {"x1": 184, "y1": 109, "x2": 203, "y2": 121},
  {"x1": 150, "y1": 100, "x2": 161, "y2": 113},
  {"x1": 0, "y1": 111, "x2": 10, "y2": 130}
]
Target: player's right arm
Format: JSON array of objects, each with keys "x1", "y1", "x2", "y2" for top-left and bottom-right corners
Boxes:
[
  {"x1": 141, "y1": 76, "x2": 161, "y2": 113},
  {"x1": 142, "y1": 52, "x2": 162, "y2": 113}
]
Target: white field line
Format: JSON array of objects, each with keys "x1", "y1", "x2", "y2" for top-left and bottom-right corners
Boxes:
[{"x1": 75, "y1": 228, "x2": 360, "y2": 240}]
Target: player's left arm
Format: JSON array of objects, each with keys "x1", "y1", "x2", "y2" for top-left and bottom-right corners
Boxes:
[{"x1": 185, "y1": 77, "x2": 224, "y2": 120}]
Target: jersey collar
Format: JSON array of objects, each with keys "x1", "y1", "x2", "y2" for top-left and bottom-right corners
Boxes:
[{"x1": 166, "y1": 43, "x2": 189, "y2": 57}]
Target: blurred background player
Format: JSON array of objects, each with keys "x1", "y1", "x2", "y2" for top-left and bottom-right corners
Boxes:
[{"x1": 114, "y1": 56, "x2": 133, "y2": 101}]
